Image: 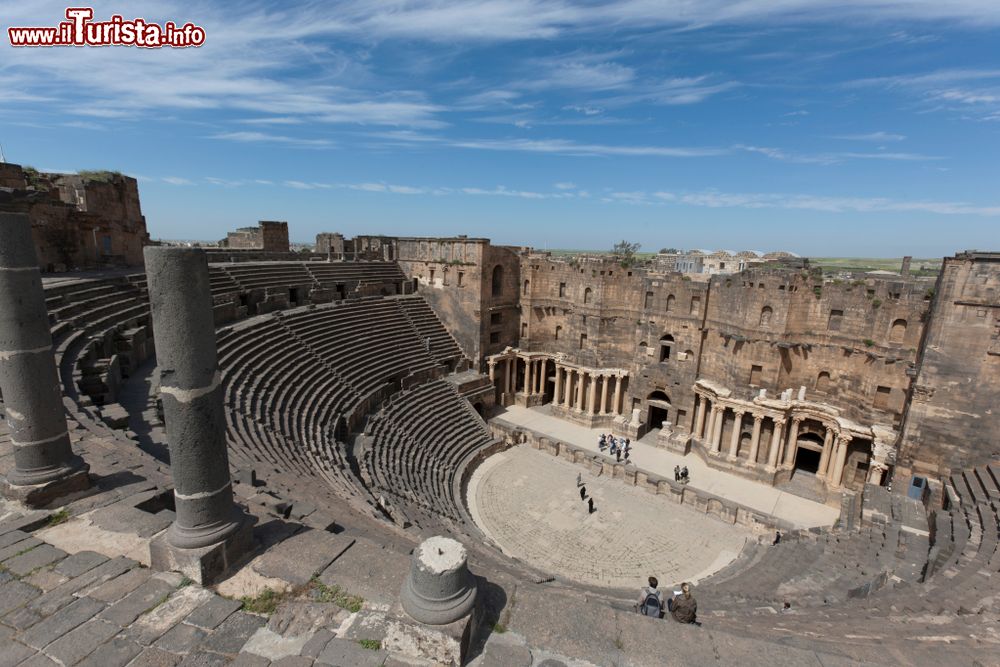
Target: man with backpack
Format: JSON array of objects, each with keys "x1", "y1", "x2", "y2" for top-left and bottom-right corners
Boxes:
[{"x1": 636, "y1": 576, "x2": 664, "y2": 618}]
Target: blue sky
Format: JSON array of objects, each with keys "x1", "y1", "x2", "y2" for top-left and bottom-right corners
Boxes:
[{"x1": 2, "y1": 1, "x2": 999, "y2": 256}]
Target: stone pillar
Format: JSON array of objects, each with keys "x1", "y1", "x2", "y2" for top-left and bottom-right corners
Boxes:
[
  {"x1": 817, "y1": 427, "x2": 834, "y2": 477},
  {"x1": 487, "y1": 360, "x2": 496, "y2": 383},
  {"x1": 575, "y1": 370, "x2": 584, "y2": 412},
  {"x1": 0, "y1": 213, "x2": 90, "y2": 506},
  {"x1": 830, "y1": 436, "x2": 851, "y2": 488},
  {"x1": 145, "y1": 247, "x2": 252, "y2": 584},
  {"x1": 711, "y1": 407, "x2": 724, "y2": 454},
  {"x1": 747, "y1": 414, "x2": 763, "y2": 466},
  {"x1": 783, "y1": 417, "x2": 801, "y2": 468},
  {"x1": 538, "y1": 358, "x2": 547, "y2": 395},
  {"x1": 694, "y1": 395, "x2": 707, "y2": 440},
  {"x1": 727, "y1": 410, "x2": 744, "y2": 460},
  {"x1": 554, "y1": 365, "x2": 563, "y2": 406},
  {"x1": 613, "y1": 375, "x2": 623, "y2": 415},
  {"x1": 506, "y1": 358, "x2": 515, "y2": 396},
  {"x1": 587, "y1": 373, "x2": 598, "y2": 415},
  {"x1": 525, "y1": 359, "x2": 534, "y2": 396},
  {"x1": 766, "y1": 419, "x2": 785, "y2": 470},
  {"x1": 599, "y1": 374, "x2": 610, "y2": 415},
  {"x1": 401, "y1": 536, "x2": 477, "y2": 626}
]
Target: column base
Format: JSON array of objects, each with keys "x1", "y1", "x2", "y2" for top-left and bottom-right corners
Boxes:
[
  {"x1": 150, "y1": 512, "x2": 255, "y2": 585},
  {"x1": 1, "y1": 466, "x2": 91, "y2": 508}
]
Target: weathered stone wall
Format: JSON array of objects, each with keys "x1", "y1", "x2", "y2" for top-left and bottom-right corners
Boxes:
[
  {"x1": 481, "y1": 244, "x2": 521, "y2": 360},
  {"x1": 897, "y1": 252, "x2": 1000, "y2": 477},
  {"x1": 0, "y1": 164, "x2": 149, "y2": 270},
  {"x1": 259, "y1": 221, "x2": 290, "y2": 252},
  {"x1": 315, "y1": 232, "x2": 344, "y2": 256},
  {"x1": 396, "y1": 237, "x2": 488, "y2": 363},
  {"x1": 221, "y1": 221, "x2": 289, "y2": 252},
  {"x1": 699, "y1": 267, "x2": 930, "y2": 431}
]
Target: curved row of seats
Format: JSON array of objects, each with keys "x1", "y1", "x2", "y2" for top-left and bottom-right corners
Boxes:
[
  {"x1": 691, "y1": 466, "x2": 1000, "y2": 655},
  {"x1": 41, "y1": 265, "x2": 469, "y2": 526},
  {"x1": 363, "y1": 380, "x2": 493, "y2": 523},
  {"x1": 214, "y1": 295, "x2": 479, "y2": 524},
  {"x1": 205, "y1": 261, "x2": 408, "y2": 299}
]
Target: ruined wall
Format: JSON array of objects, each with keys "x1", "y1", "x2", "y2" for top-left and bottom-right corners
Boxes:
[
  {"x1": 0, "y1": 165, "x2": 149, "y2": 270},
  {"x1": 397, "y1": 237, "x2": 488, "y2": 363},
  {"x1": 315, "y1": 232, "x2": 344, "y2": 256},
  {"x1": 481, "y1": 244, "x2": 521, "y2": 360},
  {"x1": 699, "y1": 268, "x2": 930, "y2": 431},
  {"x1": 519, "y1": 255, "x2": 708, "y2": 426},
  {"x1": 259, "y1": 221, "x2": 290, "y2": 252},
  {"x1": 221, "y1": 221, "x2": 289, "y2": 252},
  {"x1": 897, "y1": 252, "x2": 1000, "y2": 477}
]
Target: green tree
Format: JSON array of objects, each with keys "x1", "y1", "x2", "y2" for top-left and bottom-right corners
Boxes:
[{"x1": 612, "y1": 240, "x2": 641, "y2": 267}]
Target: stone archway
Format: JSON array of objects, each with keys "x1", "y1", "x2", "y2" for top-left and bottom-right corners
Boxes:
[
  {"x1": 793, "y1": 432, "x2": 824, "y2": 474},
  {"x1": 647, "y1": 390, "x2": 670, "y2": 430}
]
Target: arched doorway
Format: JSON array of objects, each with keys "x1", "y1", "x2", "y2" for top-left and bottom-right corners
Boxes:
[
  {"x1": 647, "y1": 390, "x2": 671, "y2": 430},
  {"x1": 793, "y1": 432, "x2": 824, "y2": 474}
]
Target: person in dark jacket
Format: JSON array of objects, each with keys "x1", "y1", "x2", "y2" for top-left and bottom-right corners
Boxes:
[{"x1": 670, "y1": 582, "x2": 698, "y2": 624}]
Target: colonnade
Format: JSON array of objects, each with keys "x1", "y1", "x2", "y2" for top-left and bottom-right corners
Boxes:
[
  {"x1": 692, "y1": 391, "x2": 856, "y2": 488},
  {"x1": 486, "y1": 351, "x2": 628, "y2": 417}
]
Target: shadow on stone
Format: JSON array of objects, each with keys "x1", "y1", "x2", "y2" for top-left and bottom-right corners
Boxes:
[{"x1": 464, "y1": 576, "x2": 509, "y2": 663}]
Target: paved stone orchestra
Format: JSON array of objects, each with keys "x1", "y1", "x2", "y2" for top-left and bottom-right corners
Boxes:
[{"x1": 469, "y1": 445, "x2": 750, "y2": 589}]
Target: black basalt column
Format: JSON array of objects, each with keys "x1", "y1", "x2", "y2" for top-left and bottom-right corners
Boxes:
[
  {"x1": 0, "y1": 213, "x2": 89, "y2": 503},
  {"x1": 144, "y1": 247, "x2": 248, "y2": 550}
]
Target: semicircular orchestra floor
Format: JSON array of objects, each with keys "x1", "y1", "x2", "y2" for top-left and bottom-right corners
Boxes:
[{"x1": 468, "y1": 445, "x2": 751, "y2": 590}]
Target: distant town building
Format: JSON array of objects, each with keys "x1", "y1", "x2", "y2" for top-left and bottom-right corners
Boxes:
[{"x1": 657, "y1": 248, "x2": 797, "y2": 275}]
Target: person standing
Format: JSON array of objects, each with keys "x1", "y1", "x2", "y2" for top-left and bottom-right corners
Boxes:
[
  {"x1": 579, "y1": 485, "x2": 587, "y2": 501},
  {"x1": 588, "y1": 497, "x2": 595, "y2": 514}
]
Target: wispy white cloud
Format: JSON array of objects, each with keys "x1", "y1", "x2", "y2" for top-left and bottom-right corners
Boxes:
[
  {"x1": 833, "y1": 131, "x2": 906, "y2": 142},
  {"x1": 210, "y1": 131, "x2": 334, "y2": 148},
  {"x1": 162, "y1": 176, "x2": 194, "y2": 186},
  {"x1": 554, "y1": 182, "x2": 577, "y2": 189},
  {"x1": 449, "y1": 137, "x2": 727, "y2": 158}
]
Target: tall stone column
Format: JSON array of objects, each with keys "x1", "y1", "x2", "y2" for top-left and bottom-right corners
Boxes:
[
  {"x1": 487, "y1": 360, "x2": 496, "y2": 383},
  {"x1": 525, "y1": 359, "x2": 534, "y2": 396},
  {"x1": 702, "y1": 402, "x2": 714, "y2": 443},
  {"x1": 829, "y1": 436, "x2": 851, "y2": 488},
  {"x1": 506, "y1": 358, "x2": 514, "y2": 396},
  {"x1": 0, "y1": 213, "x2": 90, "y2": 506},
  {"x1": 613, "y1": 375, "x2": 623, "y2": 415},
  {"x1": 586, "y1": 373, "x2": 598, "y2": 415},
  {"x1": 554, "y1": 365, "x2": 563, "y2": 406},
  {"x1": 783, "y1": 417, "x2": 801, "y2": 468},
  {"x1": 766, "y1": 419, "x2": 785, "y2": 471},
  {"x1": 711, "y1": 407, "x2": 724, "y2": 453},
  {"x1": 727, "y1": 410, "x2": 744, "y2": 460},
  {"x1": 575, "y1": 370, "x2": 584, "y2": 412},
  {"x1": 599, "y1": 374, "x2": 609, "y2": 415},
  {"x1": 747, "y1": 414, "x2": 763, "y2": 466},
  {"x1": 145, "y1": 247, "x2": 252, "y2": 584},
  {"x1": 694, "y1": 395, "x2": 706, "y2": 440},
  {"x1": 538, "y1": 358, "x2": 548, "y2": 395},
  {"x1": 817, "y1": 428, "x2": 834, "y2": 477}
]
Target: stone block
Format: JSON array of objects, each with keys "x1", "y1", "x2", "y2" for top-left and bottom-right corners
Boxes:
[
  {"x1": 149, "y1": 515, "x2": 254, "y2": 585},
  {"x1": 0, "y1": 468, "x2": 91, "y2": 508}
]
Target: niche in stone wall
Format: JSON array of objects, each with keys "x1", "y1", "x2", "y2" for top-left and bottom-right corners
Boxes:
[
  {"x1": 759, "y1": 306, "x2": 773, "y2": 328},
  {"x1": 491, "y1": 265, "x2": 504, "y2": 297},
  {"x1": 889, "y1": 318, "x2": 907, "y2": 344},
  {"x1": 816, "y1": 371, "x2": 831, "y2": 392},
  {"x1": 666, "y1": 294, "x2": 675, "y2": 312}
]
